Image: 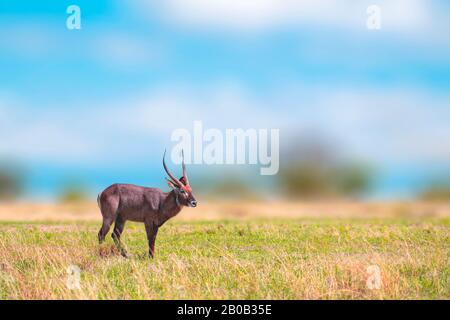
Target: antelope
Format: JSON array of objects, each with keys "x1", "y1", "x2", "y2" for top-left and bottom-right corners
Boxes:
[{"x1": 97, "y1": 150, "x2": 197, "y2": 258}]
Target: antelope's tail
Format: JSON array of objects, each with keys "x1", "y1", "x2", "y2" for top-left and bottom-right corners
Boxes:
[{"x1": 97, "y1": 193, "x2": 101, "y2": 209}]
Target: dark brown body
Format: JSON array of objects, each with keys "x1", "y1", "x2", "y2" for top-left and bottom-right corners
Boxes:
[
  {"x1": 97, "y1": 183, "x2": 188, "y2": 258},
  {"x1": 98, "y1": 151, "x2": 197, "y2": 258}
]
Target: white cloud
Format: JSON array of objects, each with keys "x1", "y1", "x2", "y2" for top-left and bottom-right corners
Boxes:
[
  {"x1": 134, "y1": 0, "x2": 435, "y2": 34},
  {"x1": 0, "y1": 22, "x2": 165, "y2": 70},
  {"x1": 89, "y1": 33, "x2": 166, "y2": 69},
  {"x1": 0, "y1": 85, "x2": 283, "y2": 164},
  {"x1": 1, "y1": 85, "x2": 448, "y2": 167},
  {"x1": 103, "y1": 83, "x2": 287, "y2": 139},
  {"x1": 0, "y1": 107, "x2": 101, "y2": 163},
  {"x1": 0, "y1": 23, "x2": 58, "y2": 57},
  {"x1": 311, "y1": 88, "x2": 450, "y2": 164}
]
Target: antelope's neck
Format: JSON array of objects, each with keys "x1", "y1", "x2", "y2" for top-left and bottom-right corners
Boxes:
[{"x1": 159, "y1": 191, "x2": 183, "y2": 223}]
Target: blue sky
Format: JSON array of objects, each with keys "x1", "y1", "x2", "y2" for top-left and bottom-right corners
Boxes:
[{"x1": 0, "y1": 0, "x2": 449, "y2": 199}]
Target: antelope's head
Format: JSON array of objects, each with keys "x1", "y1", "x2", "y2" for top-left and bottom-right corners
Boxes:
[{"x1": 163, "y1": 150, "x2": 197, "y2": 208}]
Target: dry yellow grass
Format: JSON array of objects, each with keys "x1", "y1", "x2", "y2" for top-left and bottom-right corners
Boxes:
[
  {"x1": 0, "y1": 201, "x2": 448, "y2": 299},
  {"x1": 0, "y1": 200, "x2": 448, "y2": 221}
]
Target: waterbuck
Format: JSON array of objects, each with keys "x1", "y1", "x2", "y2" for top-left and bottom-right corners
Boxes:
[{"x1": 97, "y1": 151, "x2": 197, "y2": 258}]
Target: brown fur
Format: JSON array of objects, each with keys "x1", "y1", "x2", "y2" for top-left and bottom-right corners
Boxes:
[{"x1": 97, "y1": 181, "x2": 197, "y2": 258}]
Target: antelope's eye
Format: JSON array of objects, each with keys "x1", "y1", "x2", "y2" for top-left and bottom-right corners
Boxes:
[{"x1": 179, "y1": 189, "x2": 186, "y2": 194}]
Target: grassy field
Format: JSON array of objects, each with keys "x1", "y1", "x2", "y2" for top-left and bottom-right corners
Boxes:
[{"x1": 0, "y1": 215, "x2": 448, "y2": 299}]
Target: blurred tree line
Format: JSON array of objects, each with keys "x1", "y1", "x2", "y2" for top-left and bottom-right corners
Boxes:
[
  {"x1": 0, "y1": 161, "x2": 25, "y2": 201},
  {"x1": 1, "y1": 143, "x2": 448, "y2": 202},
  {"x1": 195, "y1": 137, "x2": 375, "y2": 201},
  {"x1": 278, "y1": 138, "x2": 374, "y2": 199},
  {"x1": 420, "y1": 182, "x2": 450, "y2": 202},
  {"x1": 279, "y1": 160, "x2": 373, "y2": 199},
  {"x1": 58, "y1": 180, "x2": 89, "y2": 203}
]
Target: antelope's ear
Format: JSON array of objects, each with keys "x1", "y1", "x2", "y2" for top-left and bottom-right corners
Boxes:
[
  {"x1": 179, "y1": 176, "x2": 188, "y2": 186},
  {"x1": 166, "y1": 179, "x2": 177, "y2": 189}
]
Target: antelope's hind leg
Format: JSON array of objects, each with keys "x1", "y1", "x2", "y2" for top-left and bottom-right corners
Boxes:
[
  {"x1": 112, "y1": 215, "x2": 128, "y2": 258},
  {"x1": 98, "y1": 218, "x2": 113, "y2": 244},
  {"x1": 98, "y1": 193, "x2": 119, "y2": 244}
]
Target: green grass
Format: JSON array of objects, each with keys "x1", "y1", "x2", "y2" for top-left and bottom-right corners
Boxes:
[{"x1": 0, "y1": 218, "x2": 448, "y2": 299}]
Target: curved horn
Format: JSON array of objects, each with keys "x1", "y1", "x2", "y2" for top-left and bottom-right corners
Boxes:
[
  {"x1": 163, "y1": 149, "x2": 182, "y2": 187},
  {"x1": 181, "y1": 149, "x2": 190, "y2": 186}
]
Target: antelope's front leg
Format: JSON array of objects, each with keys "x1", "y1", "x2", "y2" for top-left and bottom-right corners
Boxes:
[{"x1": 145, "y1": 222, "x2": 159, "y2": 258}]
